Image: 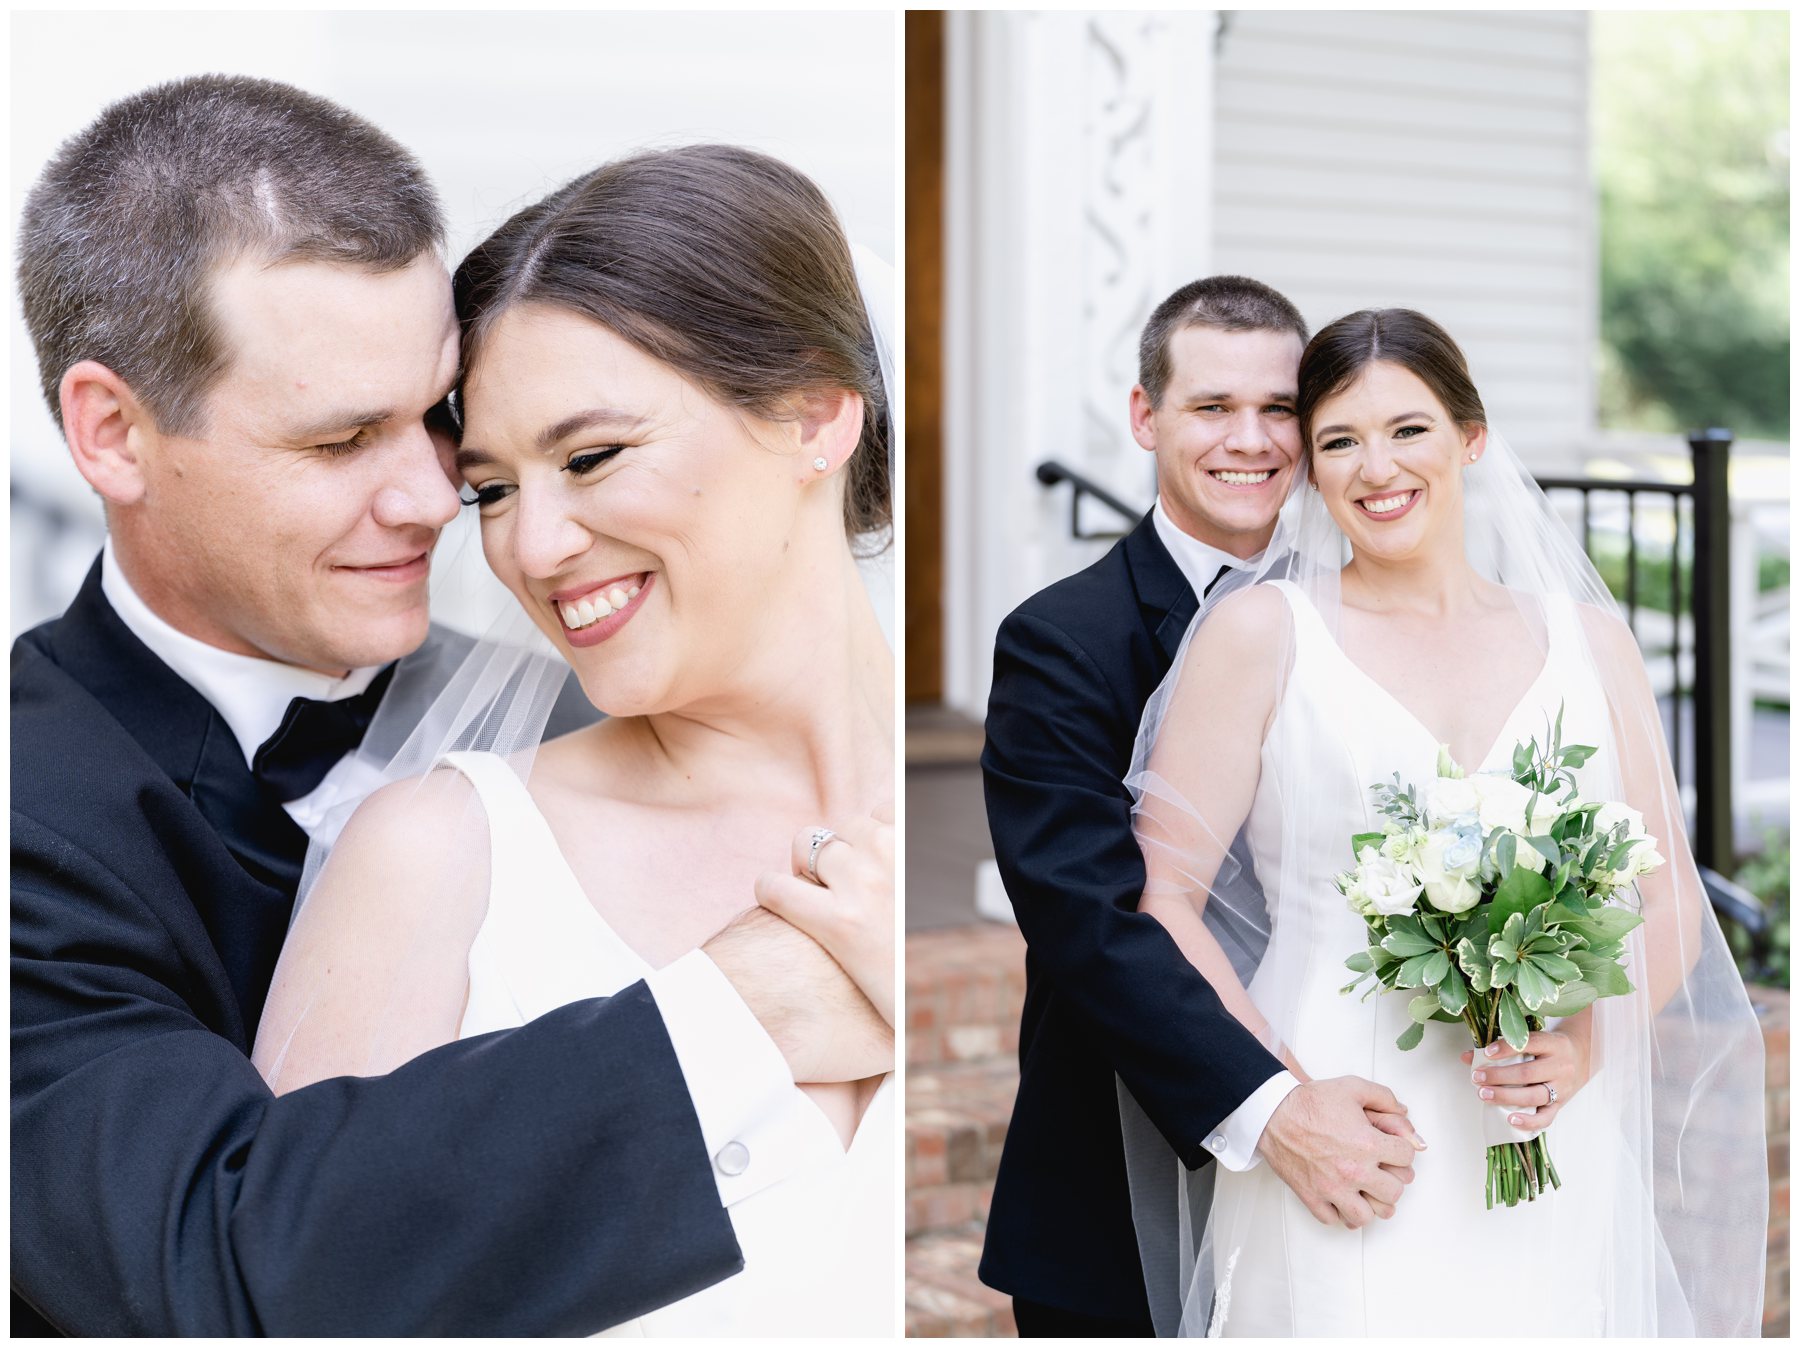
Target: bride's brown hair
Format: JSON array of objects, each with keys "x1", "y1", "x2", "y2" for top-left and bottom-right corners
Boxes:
[
  {"x1": 453, "y1": 144, "x2": 890, "y2": 545},
  {"x1": 1296, "y1": 308, "x2": 1487, "y2": 454}
]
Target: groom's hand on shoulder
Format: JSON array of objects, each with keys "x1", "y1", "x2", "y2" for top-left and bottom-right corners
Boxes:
[
  {"x1": 1256, "y1": 1076, "x2": 1425, "y2": 1229},
  {"x1": 703, "y1": 907, "x2": 892, "y2": 1084}
]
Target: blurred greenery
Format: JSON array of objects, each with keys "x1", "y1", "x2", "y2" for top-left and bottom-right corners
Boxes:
[
  {"x1": 1730, "y1": 827, "x2": 1789, "y2": 986},
  {"x1": 1583, "y1": 530, "x2": 1786, "y2": 617},
  {"x1": 1594, "y1": 12, "x2": 1790, "y2": 440}
]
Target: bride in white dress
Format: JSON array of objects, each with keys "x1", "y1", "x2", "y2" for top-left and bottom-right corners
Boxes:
[
  {"x1": 251, "y1": 146, "x2": 895, "y2": 1336},
  {"x1": 1123, "y1": 310, "x2": 1766, "y2": 1336}
]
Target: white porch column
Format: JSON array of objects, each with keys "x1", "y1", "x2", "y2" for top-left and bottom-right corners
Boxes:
[{"x1": 942, "y1": 9, "x2": 1217, "y2": 719}]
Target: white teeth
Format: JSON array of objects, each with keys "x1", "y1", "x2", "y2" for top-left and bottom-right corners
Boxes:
[
  {"x1": 1362, "y1": 492, "x2": 1415, "y2": 514},
  {"x1": 559, "y1": 578, "x2": 645, "y2": 630},
  {"x1": 1212, "y1": 470, "x2": 1273, "y2": 485}
]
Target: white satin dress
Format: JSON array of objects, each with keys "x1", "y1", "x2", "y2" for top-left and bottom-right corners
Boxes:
[
  {"x1": 444, "y1": 750, "x2": 894, "y2": 1337},
  {"x1": 1206, "y1": 582, "x2": 1615, "y2": 1336}
]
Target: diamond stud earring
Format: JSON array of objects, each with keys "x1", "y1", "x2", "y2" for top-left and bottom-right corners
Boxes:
[{"x1": 812, "y1": 456, "x2": 829, "y2": 471}]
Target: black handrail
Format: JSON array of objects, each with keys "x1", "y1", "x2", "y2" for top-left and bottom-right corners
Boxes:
[{"x1": 1034, "y1": 460, "x2": 1144, "y2": 540}]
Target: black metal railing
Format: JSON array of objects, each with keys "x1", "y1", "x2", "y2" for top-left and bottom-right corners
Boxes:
[{"x1": 1037, "y1": 430, "x2": 1740, "y2": 880}]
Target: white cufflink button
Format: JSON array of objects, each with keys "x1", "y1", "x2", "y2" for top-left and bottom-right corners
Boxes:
[
  {"x1": 1206, "y1": 1135, "x2": 1226, "y2": 1155},
  {"x1": 715, "y1": 1140, "x2": 750, "y2": 1176}
]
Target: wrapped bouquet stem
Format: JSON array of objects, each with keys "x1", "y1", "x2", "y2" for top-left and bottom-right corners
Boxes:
[{"x1": 1338, "y1": 707, "x2": 1658, "y2": 1208}]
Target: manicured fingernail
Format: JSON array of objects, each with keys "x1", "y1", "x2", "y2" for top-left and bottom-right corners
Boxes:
[
  {"x1": 1471, "y1": 1071, "x2": 1486, "y2": 1083},
  {"x1": 1510, "y1": 1115, "x2": 1524, "y2": 1125},
  {"x1": 1412, "y1": 1135, "x2": 1428, "y2": 1150},
  {"x1": 1486, "y1": 1044, "x2": 1502, "y2": 1057},
  {"x1": 1480, "y1": 1088, "x2": 1494, "y2": 1100}
]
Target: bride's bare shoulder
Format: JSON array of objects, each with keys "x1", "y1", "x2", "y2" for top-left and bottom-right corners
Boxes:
[{"x1": 1198, "y1": 582, "x2": 1296, "y2": 654}]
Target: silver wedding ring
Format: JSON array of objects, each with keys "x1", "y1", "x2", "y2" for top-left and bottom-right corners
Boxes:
[
  {"x1": 804, "y1": 827, "x2": 839, "y2": 884},
  {"x1": 1545, "y1": 1082, "x2": 1558, "y2": 1107}
]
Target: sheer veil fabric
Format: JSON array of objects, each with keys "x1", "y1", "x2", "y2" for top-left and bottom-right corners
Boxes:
[
  {"x1": 1120, "y1": 432, "x2": 1766, "y2": 1336},
  {"x1": 254, "y1": 239, "x2": 896, "y2": 1092}
]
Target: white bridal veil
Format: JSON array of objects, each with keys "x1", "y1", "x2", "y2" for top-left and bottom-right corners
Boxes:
[{"x1": 1119, "y1": 431, "x2": 1767, "y2": 1336}]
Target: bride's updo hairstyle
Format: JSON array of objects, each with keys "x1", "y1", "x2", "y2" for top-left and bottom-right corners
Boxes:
[
  {"x1": 453, "y1": 144, "x2": 890, "y2": 546},
  {"x1": 1296, "y1": 308, "x2": 1487, "y2": 453}
]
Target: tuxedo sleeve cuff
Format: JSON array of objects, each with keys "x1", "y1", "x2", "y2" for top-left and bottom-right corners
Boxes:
[
  {"x1": 645, "y1": 950, "x2": 816, "y2": 1208},
  {"x1": 1205, "y1": 1070, "x2": 1300, "y2": 1172}
]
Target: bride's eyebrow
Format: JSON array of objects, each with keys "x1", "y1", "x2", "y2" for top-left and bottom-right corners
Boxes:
[{"x1": 535, "y1": 407, "x2": 649, "y2": 450}]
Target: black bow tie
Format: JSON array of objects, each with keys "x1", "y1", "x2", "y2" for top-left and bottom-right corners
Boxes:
[{"x1": 252, "y1": 663, "x2": 396, "y2": 802}]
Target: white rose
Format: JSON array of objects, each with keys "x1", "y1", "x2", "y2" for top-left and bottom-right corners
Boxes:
[
  {"x1": 1423, "y1": 872, "x2": 1483, "y2": 914},
  {"x1": 1594, "y1": 801, "x2": 1648, "y2": 839},
  {"x1": 1470, "y1": 775, "x2": 1561, "y2": 838},
  {"x1": 1380, "y1": 827, "x2": 1428, "y2": 868},
  {"x1": 1355, "y1": 852, "x2": 1423, "y2": 917},
  {"x1": 1416, "y1": 827, "x2": 1484, "y2": 913},
  {"x1": 1422, "y1": 776, "x2": 1480, "y2": 826}
]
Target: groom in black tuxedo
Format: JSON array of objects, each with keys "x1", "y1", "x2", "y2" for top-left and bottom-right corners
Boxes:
[
  {"x1": 12, "y1": 76, "x2": 886, "y2": 1336},
  {"x1": 980, "y1": 277, "x2": 1424, "y2": 1335}
]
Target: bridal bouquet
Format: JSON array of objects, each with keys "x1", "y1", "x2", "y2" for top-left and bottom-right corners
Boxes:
[{"x1": 1335, "y1": 709, "x2": 1660, "y2": 1208}]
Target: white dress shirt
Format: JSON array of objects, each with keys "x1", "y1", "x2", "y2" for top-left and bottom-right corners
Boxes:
[
  {"x1": 1148, "y1": 500, "x2": 1299, "y2": 1170},
  {"x1": 100, "y1": 538, "x2": 384, "y2": 832},
  {"x1": 102, "y1": 540, "x2": 803, "y2": 1191}
]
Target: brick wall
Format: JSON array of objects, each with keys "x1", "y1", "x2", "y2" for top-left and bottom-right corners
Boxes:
[{"x1": 1752, "y1": 984, "x2": 1788, "y2": 1338}]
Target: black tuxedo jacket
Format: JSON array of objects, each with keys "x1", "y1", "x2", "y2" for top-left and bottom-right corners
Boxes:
[
  {"x1": 11, "y1": 560, "x2": 739, "y2": 1335},
  {"x1": 978, "y1": 515, "x2": 1285, "y2": 1322}
]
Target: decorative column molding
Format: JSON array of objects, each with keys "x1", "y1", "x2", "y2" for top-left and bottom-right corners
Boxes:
[{"x1": 942, "y1": 9, "x2": 1216, "y2": 715}]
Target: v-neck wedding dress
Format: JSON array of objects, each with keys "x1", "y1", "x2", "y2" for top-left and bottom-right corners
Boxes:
[
  {"x1": 444, "y1": 750, "x2": 894, "y2": 1337},
  {"x1": 1205, "y1": 581, "x2": 1614, "y2": 1336}
]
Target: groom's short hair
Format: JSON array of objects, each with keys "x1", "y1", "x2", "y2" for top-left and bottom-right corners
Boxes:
[
  {"x1": 18, "y1": 74, "x2": 444, "y2": 437},
  {"x1": 1137, "y1": 275, "x2": 1309, "y2": 408}
]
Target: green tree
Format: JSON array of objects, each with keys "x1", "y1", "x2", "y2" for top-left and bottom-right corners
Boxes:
[{"x1": 1594, "y1": 11, "x2": 1789, "y2": 439}]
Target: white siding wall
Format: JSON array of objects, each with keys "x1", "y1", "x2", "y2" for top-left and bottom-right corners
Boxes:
[{"x1": 1210, "y1": 9, "x2": 1595, "y2": 462}]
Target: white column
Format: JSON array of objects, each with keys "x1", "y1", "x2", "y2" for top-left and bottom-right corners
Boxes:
[{"x1": 942, "y1": 9, "x2": 1217, "y2": 718}]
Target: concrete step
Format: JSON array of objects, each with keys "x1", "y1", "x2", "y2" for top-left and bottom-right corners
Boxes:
[
  {"x1": 905, "y1": 1229, "x2": 1016, "y2": 1337},
  {"x1": 906, "y1": 922, "x2": 1027, "y2": 1069}
]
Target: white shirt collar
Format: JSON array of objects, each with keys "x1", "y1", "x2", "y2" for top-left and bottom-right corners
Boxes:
[
  {"x1": 100, "y1": 537, "x2": 383, "y2": 767},
  {"x1": 1151, "y1": 497, "x2": 1264, "y2": 600}
]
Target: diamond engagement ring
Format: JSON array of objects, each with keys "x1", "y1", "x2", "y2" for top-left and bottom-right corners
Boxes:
[
  {"x1": 1545, "y1": 1083, "x2": 1558, "y2": 1106},
  {"x1": 804, "y1": 827, "x2": 839, "y2": 884}
]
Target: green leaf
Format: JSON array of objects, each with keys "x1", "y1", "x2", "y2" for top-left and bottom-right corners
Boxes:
[
  {"x1": 1490, "y1": 866, "x2": 1551, "y2": 933},
  {"x1": 1345, "y1": 950, "x2": 1375, "y2": 973},
  {"x1": 1436, "y1": 968, "x2": 1470, "y2": 1015},
  {"x1": 1496, "y1": 831, "x2": 1517, "y2": 876},
  {"x1": 1528, "y1": 951, "x2": 1582, "y2": 983},
  {"x1": 1537, "y1": 981, "x2": 1599, "y2": 1017},
  {"x1": 1561, "y1": 745, "x2": 1596, "y2": 767},
  {"x1": 1396, "y1": 1021, "x2": 1426, "y2": 1051},
  {"x1": 1499, "y1": 994, "x2": 1530, "y2": 1051},
  {"x1": 1420, "y1": 950, "x2": 1451, "y2": 986},
  {"x1": 1395, "y1": 952, "x2": 1436, "y2": 988},
  {"x1": 1565, "y1": 907, "x2": 1645, "y2": 945},
  {"x1": 1525, "y1": 835, "x2": 1562, "y2": 867},
  {"x1": 1420, "y1": 913, "x2": 1448, "y2": 943},
  {"x1": 1515, "y1": 958, "x2": 1558, "y2": 1010},
  {"x1": 1569, "y1": 951, "x2": 1633, "y2": 997},
  {"x1": 1513, "y1": 742, "x2": 1532, "y2": 777},
  {"x1": 1382, "y1": 928, "x2": 1437, "y2": 958},
  {"x1": 1351, "y1": 831, "x2": 1388, "y2": 856},
  {"x1": 1408, "y1": 993, "x2": 1441, "y2": 1024}
]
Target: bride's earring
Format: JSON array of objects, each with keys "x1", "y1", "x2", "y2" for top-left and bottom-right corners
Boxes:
[{"x1": 812, "y1": 456, "x2": 829, "y2": 472}]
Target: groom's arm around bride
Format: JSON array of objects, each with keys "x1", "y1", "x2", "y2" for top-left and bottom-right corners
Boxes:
[{"x1": 976, "y1": 278, "x2": 1425, "y2": 1336}]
